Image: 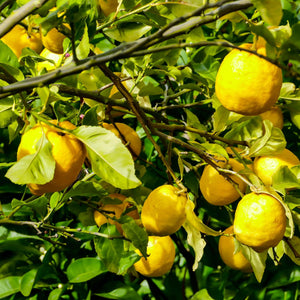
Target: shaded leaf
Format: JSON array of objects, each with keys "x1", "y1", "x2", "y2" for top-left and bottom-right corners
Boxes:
[
  {"x1": 239, "y1": 243, "x2": 267, "y2": 282},
  {"x1": 283, "y1": 236, "x2": 300, "y2": 266},
  {"x1": 94, "y1": 227, "x2": 140, "y2": 275},
  {"x1": 11, "y1": 196, "x2": 48, "y2": 217},
  {"x1": 67, "y1": 257, "x2": 107, "y2": 283}
]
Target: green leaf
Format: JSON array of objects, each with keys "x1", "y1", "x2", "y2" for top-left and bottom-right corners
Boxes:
[
  {"x1": 273, "y1": 166, "x2": 300, "y2": 195},
  {"x1": 73, "y1": 126, "x2": 141, "y2": 189},
  {"x1": 212, "y1": 105, "x2": 230, "y2": 133},
  {"x1": 191, "y1": 289, "x2": 214, "y2": 300},
  {"x1": 0, "y1": 276, "x2": 21, "y2": 298},
  {"x1": 11, "y1": 196, "x2": 48, "y2": 217},
  {"x1": 248, "y1": 120, "x2": 286, "y2": 157},
  {"x1": 239, "y1": 243, "x2": 267, "y2": 282},
  {"x1": 66, "y1": 257, "x2": 107, "y2": 283},
  {"x1": 20, "y1": 269, "x2": 38, "y2": 297},
  {"x1": 95, "y1": 281, "x2": 142, "y2": 300},
  {"x1": 104, "y1": 23, "x2": 152, "y2": 42},
  {"x1": 185, "y1": 109, "x2": 207, "y2": 141},
  {"x1": 0, "y1": 63, "x2": 24, "y2": 81},
  {"x1": 0, "y1": 41, "x2": 19, "y2": 67},
  {"x1": 76, "y1": 23, "x2": 90, "y2": 60},
  {"x1": 94, "y1": 227, "x2": 140, "y2": 275},
  {"x1": 183, "y1": 221, "x2": 206, "y2": 271},
  {"x1": 0, "y1": 109, "x2": 17, "y2": 128},
  {"x1": 250, "y1": 0, "x2": 282, "y2": 26},
  {"x1": 48, "y1": 287, "x2": 65, "y2": 300},
  {"x1": 283, "y1": 236, "x2": 300, "y2": 266},
  {"x1": 5, "y1": 134, "x2": 55, "y2": 185},
  {"x1": 121, "y1": 217, "x2": 148, "y2": 258}
]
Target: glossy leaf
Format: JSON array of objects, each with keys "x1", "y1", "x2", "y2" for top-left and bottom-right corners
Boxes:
[
  {"x1": 20, "y1": 269, "x2": 38, "y2": 297},
  {"x1": 5, "y1": 135, "x2": 55, "y2": 185},
  {"x1": 73, "y1": 126, "x2": 141, "y2": 189},
  {"x1": 66, "y1": 257, "x2": 107, "y2": 283},
  {"x1": 0, "y1": 276, "x2": 21, "y2": 298}
]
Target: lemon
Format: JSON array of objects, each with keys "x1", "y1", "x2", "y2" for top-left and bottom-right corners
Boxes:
[
  {"x1": 1, "y1": 25, "x2": 43, "y2": 57},
  {"x1": 199, "y1": 158, "x2": 247, "y2": 206},
  {"x1": 218, "y1": 226, "x2": 252, "y2": 273},
  {"x1": 215, "y1": 43, "x2": 282, "y2": 115},
  {"x1": 94, "y1": 193, "x2": 139, "y2": 235},
  {"x1": 102, "y1": 122, "x2": 142, "y2": 160},
  {"x1": 41, "y1": 27, "x2": 67, "y2": 54},
  {"x1": 141, "y1": 185, "x2": 187, "y2": 236},
  {"x1": 17, "y1": 120, "x2": 86, "y2": 195},
  {"x1": 233, "y1": 192, "x2": 287, "y2": 252},
  {"x1": 253, "y1": 148, "x2": 300, "y2": 186},
  {"x1": 134, "y1": 235, "x2": 176, "y2": 277},
  {"x1": 259, "y1": 105, "x2": 284, "y2": 129},
  {"x1": 98, "y1": 0, "x2": 119, "y2": 16}
]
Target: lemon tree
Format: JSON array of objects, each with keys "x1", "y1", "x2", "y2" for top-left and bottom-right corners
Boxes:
[{"x1": 0, "y1": 0, "x2": 300, "y2": 299}]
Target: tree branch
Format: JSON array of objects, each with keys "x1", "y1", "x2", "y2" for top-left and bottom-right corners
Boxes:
[{"x1": 0, "y1": 0, "x2": 50, "y2": 38}]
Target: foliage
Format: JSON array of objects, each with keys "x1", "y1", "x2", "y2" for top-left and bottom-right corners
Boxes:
[{"x1": 0, "y1": 0, "x2": 300, "y2": 299}]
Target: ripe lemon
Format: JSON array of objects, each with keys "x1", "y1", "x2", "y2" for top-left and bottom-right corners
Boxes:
[
  {"x1": 94, "y1": 193, "x2": 139, "y2": 234},
  {"x1": 98, "y1": 0, "x2": 119, "y2": 16},
  {"x1": 102, "y1": 122, "x2": 142, "y2": 160},
  {"x1": 253, "y1": 148, "x2": 300, "y2": 186},
  {"x1": 41, "y1": 27, "x2": 67, "y2": 54},
  {"x1": 199, "y1": 158, "x2": 247, "y2": 206},
  {"x1": 259, "y1": 105, "x2": 284, "y2": 129},
  {"x1": 233, "y1": 192, "x2": 287, "y2": 252},
  {"x1": 134, "y1": 235, "x2": 175, "y2": 277},
  {"x1": 141, "y1": 185, "x2": 187, "y2": 236},
  {"x1": 215, "y1": 43, "x2": 282, "y2": 115},
  {"x1": 1, "y1": 25, "x2": 43, "y2": 57},
  {"x1": 218, "y1": 226, "x2": 252, "y2": 273},
  {"x1": 17, "y1": 120, "x2": 86, "y2": 195}
]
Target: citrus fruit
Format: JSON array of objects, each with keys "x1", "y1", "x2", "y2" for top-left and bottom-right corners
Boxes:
[
  {"x1": 233, "y1": 192, "x2": 287, "y2": 252},
  {"x1": 134, "y1": 235, "x2": 176, "y2": 277},
  {"x1": 253, "y1": 148, "x2": 300, "y2": 186},
  {"x1": 1, "y1": 25, "x2": 43, "y2": 57},
  {"x1": 98, "y1": 0, "x2": 119, "y2": 16},
  {"x1": 94, "y1": 193, "x2": 139, "y2": 234},
  {"x1": 199, "y1": 158, "x2": 247, "y2": 206},
  {"x1": 215, "y1": 43, "x2": 282, "y2": 115},
  {"x1": 259, "y1": 105, "x2": 284, "y2": 129},
  {"x1": 218, "y1": 226, "x2": 252, "y2": 273},
  {"x1": 141, "y1": 185, "x2": 187, "y2": 236},
  {"x1": 102, "y1": 122, "x2": 142, "y2": 160},
  {"x1": 41, "y1": 27, "x2": 67, "y2": 54},
  {"x1": 17, "y1": 120, "x2": 86, "y2": 195}
]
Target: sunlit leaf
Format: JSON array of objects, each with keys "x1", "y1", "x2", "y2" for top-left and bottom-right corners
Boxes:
[
  {"x1": 0, "y1": 276, "x2": 21, "y2": 298},
  {"x1": 20, "y1": 269, "x2": 38, "y2": 297},
  {"x1": 250, "y1": 0, "x2": 282, "y2": 26},
  {"x1": 73, "y1": 126, "x2": 141, "y2": 189},
  {"x1": 5, "y1": 135, "x2": 55, "y2": 185}
]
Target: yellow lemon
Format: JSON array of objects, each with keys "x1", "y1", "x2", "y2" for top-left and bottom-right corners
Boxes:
[
  {"x1": 259, "y1": 105, "x2": 284, "y2": 129},
  {"x1": 98, "y1": 0, "x2": 119, "y2": 16},
  {"x1": 94, "y1": 193, "x2": 139, "y2": 235},
  {"x1": 134, "y1": 235, "x2": 176, "y2": 277},
  {"x1": 233, "y1": 192, "x2": 287, "y2": 252},
  {"x1": 17, "y1": 120, "x2": 86, "y2": 195},
  {"x1": 1, "y1": 25, "x2": 43, "y2": 57},
  {"x1": 215, "y1": 43, "x2": 282, "y2": 115},
  {"x1": 199, "y1": 158, "x2": 247, "y2": 206},
  {"x1": 102, "y1": 122, "x2": 142, "y2": 160},
  {"x1": 41, "y1": 27, "x2": 67, "y2": 54},
  {"x1": 253, "y1": 148, "x2": 300, "y2": 186},
  {"x1": 218, "y1": 226, "x2": 252, "y2": 273},
  {"x1": 141, "y1": 185, "x2": 187, "y2": 236}
]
